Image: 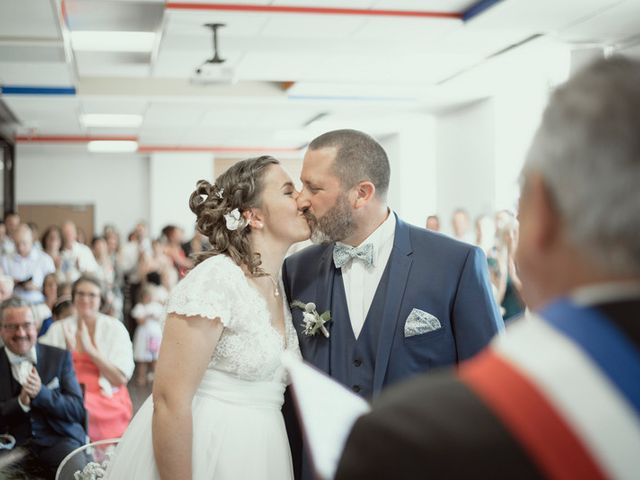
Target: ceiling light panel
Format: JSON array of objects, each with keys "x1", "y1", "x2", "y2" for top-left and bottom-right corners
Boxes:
[
  {"x1": 87, "y1": 140, "x2": 139, "y2": 153},
  {"x1": 70, "y1": 31, "x2": 156, "y2": 52}
]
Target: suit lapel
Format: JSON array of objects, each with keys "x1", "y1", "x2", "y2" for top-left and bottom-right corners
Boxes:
[
  {"x1": 0, "y1": 348, "x2": 17, "y2": 397},
  {"x1": 373, "y1": 215, "x2": 413, "y2": 395},
  {"x1": 35, "y1": 344, "x2": 51, "y2": 382},
  {"x1": 302, "y1": 244, "x2": 336, "y2": 373}
]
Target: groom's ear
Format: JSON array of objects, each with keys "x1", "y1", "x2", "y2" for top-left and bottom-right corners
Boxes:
[{"x1": 352, "y1": 181, "x2": 375, "y2": 209}]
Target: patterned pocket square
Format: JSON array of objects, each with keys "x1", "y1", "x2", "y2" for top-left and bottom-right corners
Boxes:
[
  {"x1": 46, "y1": 377, "x2": 60, "y2": 390},
  {"x1": 404, "y1": 308, "x2": 441, "y2": 337}
]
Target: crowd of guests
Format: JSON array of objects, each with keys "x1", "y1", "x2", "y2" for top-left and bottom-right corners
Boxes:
[
  {"x1": 0, "y1": 213, "x2": 209, "y2": 478},
  {"x1": 425, "y1": 208, "x2": 525, "y2": 321}
]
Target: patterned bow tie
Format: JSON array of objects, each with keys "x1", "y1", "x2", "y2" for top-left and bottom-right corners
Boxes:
[{"x1": 333, "y1": 242, "x2": 375, "y2": 268}]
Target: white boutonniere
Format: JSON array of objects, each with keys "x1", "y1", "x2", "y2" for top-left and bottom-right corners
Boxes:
[{"x1": 291, "y1": 300, "x2": 331, "y2": 338}]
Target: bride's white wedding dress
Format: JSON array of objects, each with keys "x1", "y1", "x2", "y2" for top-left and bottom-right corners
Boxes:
[{"x1": 105, "y1": 255, "x2": 300, "y2": 479}]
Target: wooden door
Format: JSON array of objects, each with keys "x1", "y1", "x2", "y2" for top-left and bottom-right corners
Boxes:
[{"x1": 17, "y1": 204, "x2": 95, "y2": 244}]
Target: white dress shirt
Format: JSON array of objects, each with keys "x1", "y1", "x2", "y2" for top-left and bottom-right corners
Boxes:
[
  {"x1": 339, "y1": 211, "x2": 396, "y2": 339},
  {"x1": 0, "y1": 249, "x2": 55, "y2": 303},
  {"x1": 5, "y1": 346, "x2": 37, "y2": 412}
]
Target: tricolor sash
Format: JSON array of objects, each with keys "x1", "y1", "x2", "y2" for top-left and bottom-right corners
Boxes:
[{"x1": 460, "y1": 299, "x2": 640, "y2": 480}]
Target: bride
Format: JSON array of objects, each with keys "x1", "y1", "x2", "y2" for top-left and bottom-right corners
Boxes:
[{"x1": 106, "y1": 156, "x2": 309, "y2": 479}]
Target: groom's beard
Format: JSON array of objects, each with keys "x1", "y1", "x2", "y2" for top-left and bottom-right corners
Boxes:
[{"x1": 305, "y1": 193, "x2": 356, "y2": 244}]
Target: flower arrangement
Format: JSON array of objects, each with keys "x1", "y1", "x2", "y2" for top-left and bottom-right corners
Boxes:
[
  {"x1": 291, "y1": 301, "x2": 331, "y2": 338},
  {"x1": 71, "y1": 443, "x2": 117, "y2": 480}
]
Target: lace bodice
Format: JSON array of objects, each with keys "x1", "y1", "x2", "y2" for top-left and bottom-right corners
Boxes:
[{"x1": 166, "y1": 255, "x2": 300, "y2": 383}]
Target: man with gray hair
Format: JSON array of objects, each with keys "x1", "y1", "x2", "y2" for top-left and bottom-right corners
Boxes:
[
  {"x1": 335, "y1": 56, "x2": 640, "y2": 479},
  {"x1": 0, "y1": 297, "x2": 86, "y2": 479}
]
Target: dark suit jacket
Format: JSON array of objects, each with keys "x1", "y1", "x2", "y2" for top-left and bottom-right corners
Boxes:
[
  {"x1": 335, "y1": 298, "x2": 640, "y2": 479},
  {"x1": 283, "y1": 214, "x2": 503, "y2": 394},
  {"x1": 0, "y1": 343, "x2": 86, "y2": 447}
]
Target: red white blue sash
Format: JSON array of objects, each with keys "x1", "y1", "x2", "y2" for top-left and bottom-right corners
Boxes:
[{"x1": 460, "y1": 299, "x2": 640, "y2": 479}]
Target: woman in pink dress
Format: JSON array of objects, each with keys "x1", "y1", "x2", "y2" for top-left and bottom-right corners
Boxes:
[{"x1": 40, "y1": 275, "x2": 135, "y2": 441}]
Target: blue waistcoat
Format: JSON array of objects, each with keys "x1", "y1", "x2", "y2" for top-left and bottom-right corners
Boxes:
[{"x1": 329, "y1": 263, "x2": 390, "y2": 398}]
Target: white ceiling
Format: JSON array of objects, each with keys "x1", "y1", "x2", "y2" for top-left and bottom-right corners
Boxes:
[{"x1": 1, "y1": 0, "x2": 640, "y2": 152}]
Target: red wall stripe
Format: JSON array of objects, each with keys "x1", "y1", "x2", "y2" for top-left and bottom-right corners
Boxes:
[
  {"x1": 459, "y1": 350, "x2": 607, "y2": 480},
  {"x1": 15, "y1": 136, "x2": 300, "y2": 153},
  {"x1": 137, "y1": 145, "x2": 300, "y2": 153},
  {"x1": 16, "y1": 135, "x2": 138, "y2": 142},
  {"x1": 165, "y1": 2, "x2": 461, "y2": 19}
]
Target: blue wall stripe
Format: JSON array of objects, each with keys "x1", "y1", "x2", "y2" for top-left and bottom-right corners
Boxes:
[
  {"x1": 462, "y1": 0, "x2": 503, "y2": 22},
  {"x1": 0, "y1": 85, "x2": 76, "y2": 96}
]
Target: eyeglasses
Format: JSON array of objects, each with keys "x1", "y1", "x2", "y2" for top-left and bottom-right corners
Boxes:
[{"x1": 1, "y1": 322, "x2": 36, "y2": 332}]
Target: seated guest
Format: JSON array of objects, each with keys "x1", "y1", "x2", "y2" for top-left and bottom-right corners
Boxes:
[
  {"x1": 0, "y1": 297, "x2": 86, "y2": 480},
  {"x1": 60, "y1": 221, "x2": 98, "y2": 282},
  {"x1": 40, "y1": 275, "x2": 134, "y2": 442},
  {"x1": 335, "y1": 57, "x2": 640, "y2": 479},
  {"x1": 38, "y1": 273, "x2": 59, "y2": 337},
  {"x1": 1, "y1": 212, "x2": 20, "y2": 256},
  {"x1": 0, "y1": 224, "x2": 55, "y2": 305},
  {"x1": 41, "y1": 225, "x2": 63, "y2": 275}
]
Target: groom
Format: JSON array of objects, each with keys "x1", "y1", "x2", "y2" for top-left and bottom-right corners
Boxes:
[{"x1": 282, "y1": 129, "x2": 503, "y2": 478}]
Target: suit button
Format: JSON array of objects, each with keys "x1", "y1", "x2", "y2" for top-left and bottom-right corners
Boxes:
[
  {"x1": 353, "y1": 359, "x2": 362, "y2": 367},
  {"x1": 352, "y1": 385, "x2": 361, "y2": 393}
]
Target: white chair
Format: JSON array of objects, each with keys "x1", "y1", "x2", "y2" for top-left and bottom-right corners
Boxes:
[{"x1": 55, "y1": 438, "x2": 120, "y2": 480}]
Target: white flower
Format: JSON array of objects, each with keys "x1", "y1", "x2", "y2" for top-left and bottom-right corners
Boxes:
[
  {"x1": 291, "y1": 300, "x2": 331, "y2": 338},
  {"x1": 302, "y1": 312, "x2": 316, "y2": 324},
  {"x1": 224, "y1": 208, "x2": 244, "y2": 231}
]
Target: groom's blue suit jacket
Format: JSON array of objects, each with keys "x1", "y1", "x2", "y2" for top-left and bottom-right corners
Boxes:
[{"x1": 283, "y1": 214, "x2": 503, "y2": 395}]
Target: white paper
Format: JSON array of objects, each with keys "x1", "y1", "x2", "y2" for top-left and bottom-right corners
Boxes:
[{"x1": 282, "y1": 352, "x2": 371, "y2": 480}]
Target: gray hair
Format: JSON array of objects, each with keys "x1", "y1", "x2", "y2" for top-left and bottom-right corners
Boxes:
[
  {"x1": 308, "y1": 129, "x2": 390, "y2": 197},
  {"x1": 0, "y1": 297, "x2": 32, "y2": 323},
  {"x1": 522, "y1": 56, "x2": 640, "y2": 274}
]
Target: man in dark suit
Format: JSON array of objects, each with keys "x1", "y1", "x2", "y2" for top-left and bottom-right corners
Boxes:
[
  {"x1": 335, "y1": 56, "x2": 640, "y2": 479},
  {"x1": 283, "y1": 129, "x2": 503, "y2": 478},
  {"x1": 0, "y1": 297, "x2": 86, "y2": 479}
]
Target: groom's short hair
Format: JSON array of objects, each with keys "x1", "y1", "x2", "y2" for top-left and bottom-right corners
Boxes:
[{"x1": 309, "y1": 129, "x2": 390, "y2": 198}]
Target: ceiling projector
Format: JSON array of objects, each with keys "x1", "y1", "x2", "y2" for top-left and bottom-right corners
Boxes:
[{"x1": 190, "y1": 23, "x2": 235, "y2": 85}]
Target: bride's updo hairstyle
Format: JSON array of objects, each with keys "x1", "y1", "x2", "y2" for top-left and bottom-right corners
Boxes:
[{"x1": 189, "y1": 155, "x2": 279, "y2": 274}]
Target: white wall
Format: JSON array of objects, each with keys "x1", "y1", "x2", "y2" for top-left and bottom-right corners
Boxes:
[
  {"x1": 380, "y1": 114, "x2": 437, "y2": 228},
  {"x1": 436, "y1": 99, "x2": 496, "y2": 234},
  {"x1": 149, "y1": 152, "x2": 214, "y2": 238},
  {"x1": 16, "y1": 145, "x2": 150, "y2": 237}
]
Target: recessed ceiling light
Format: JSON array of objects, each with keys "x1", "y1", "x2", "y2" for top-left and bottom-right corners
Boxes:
[
  {"x1": 87, "y1": 141, "x2": 139, "y2": 153},
  {"x1": 81, "y1": 114, "x2": 143, "y2": 128},
  {"x1": 71, "y1": 31, "x2": 156, "y2": 53}
]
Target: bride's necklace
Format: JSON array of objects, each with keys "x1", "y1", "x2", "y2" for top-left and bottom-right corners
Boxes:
[
  {"x1": 266, "y1": 274, "x2": 280, "y2": 297},
  {"x1": 265, "y1": 273, "x2": 280, "y2": 297}
]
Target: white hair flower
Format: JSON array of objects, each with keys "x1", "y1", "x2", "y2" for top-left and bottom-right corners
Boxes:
[{"x1": 224, "y1": 208, "x2": 245, "y2": 231}]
